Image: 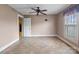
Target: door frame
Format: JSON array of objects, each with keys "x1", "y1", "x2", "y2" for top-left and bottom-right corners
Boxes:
[{"x1": 17, "y1": 14, "x2": 24, "y2": 39}]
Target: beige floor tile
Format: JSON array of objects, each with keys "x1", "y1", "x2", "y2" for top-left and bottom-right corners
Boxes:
[{"x1": 0, "y1": 37, "x2": 78, "y2": 54}]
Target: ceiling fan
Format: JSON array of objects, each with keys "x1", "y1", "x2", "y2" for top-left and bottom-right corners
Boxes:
[{"x1": 30, "y1": 7, "x2": 47, "y2": 15}]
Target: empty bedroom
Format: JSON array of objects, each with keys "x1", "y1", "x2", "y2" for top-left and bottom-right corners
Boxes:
[{"x1": 0, "y1": 4, "x2": 79, "y2": 54}]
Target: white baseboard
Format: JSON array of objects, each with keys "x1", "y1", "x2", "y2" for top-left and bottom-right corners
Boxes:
[
  {"x1": 0, "y1": 38, "x2": 19, "y2": 52},
  {"x1": 57, "y1": 35, "x2": 79, "y2": 52},
  {"x1": 27, "y1": 35, "x2": 57, "y2": 37}
]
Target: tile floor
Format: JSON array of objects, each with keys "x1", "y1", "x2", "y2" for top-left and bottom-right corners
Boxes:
[{"x1": 0, "y1": 37, "x2": 78, "y2": 54}]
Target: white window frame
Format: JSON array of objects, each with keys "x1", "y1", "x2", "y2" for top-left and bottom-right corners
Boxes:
[{"x1": 64, "y1": 12, "x2": 78, "y2": 44}]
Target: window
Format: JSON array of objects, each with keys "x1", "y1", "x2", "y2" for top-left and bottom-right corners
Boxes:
[{"x1": 64, "y1": 6, "x2": 77, "y2": 41}]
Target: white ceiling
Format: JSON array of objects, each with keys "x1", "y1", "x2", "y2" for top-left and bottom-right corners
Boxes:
[{"x1": 8, "y1": 4, "x2": 70, "y2": 15}]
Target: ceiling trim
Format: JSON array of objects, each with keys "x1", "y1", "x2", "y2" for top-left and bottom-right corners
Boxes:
[
  {"x1": 8, "y1": 5, "x2": 23, "y2": 16},
  {"x1": 57, "y1": 4, "x2": 72, "y2": 14}
]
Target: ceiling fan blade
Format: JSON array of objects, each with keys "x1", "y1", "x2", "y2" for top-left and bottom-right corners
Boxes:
[
  {"x1": 40, "y1": 12, "x2": 47, "y2": 15},
  {"x1": 29, "y1": 12, "x2": 36, "y2": 13},
  {"x1": 41, "y1": 10, "x2": 47, "y2": 11},
  {"x1": 31, "y1": 8, "x2": 36, "y2": 11}
]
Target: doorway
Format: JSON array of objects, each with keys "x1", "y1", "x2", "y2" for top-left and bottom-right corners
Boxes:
[
  {"x1": 24, "y1": 18, "x2": 31, "y2": 37},
  {"x1": 19, "y1": 17, "x2": 23, "y2": 38}
]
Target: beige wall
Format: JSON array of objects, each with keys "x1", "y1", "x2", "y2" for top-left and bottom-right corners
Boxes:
[
  {"x1": 0, "y1": 5, "x2": 19, "y2": 50},
  {"x1": 31, "y1": 15, "x2": 57, "y2": 36},
  {"x1": 57, "y1": 13, "x2": 64, "y2": 37}
]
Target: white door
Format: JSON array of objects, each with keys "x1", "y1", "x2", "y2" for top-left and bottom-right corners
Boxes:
[{"x1": 24, "y1": 18, "x2": 31, "y2": 37}]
